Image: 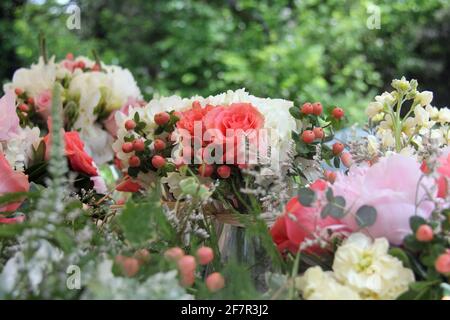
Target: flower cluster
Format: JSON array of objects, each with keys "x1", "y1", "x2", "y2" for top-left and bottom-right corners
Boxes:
[
  {"x1": 4, "y1": 53, "x2": 143, "y2": 164},
  {"x1": 364, "y1": 77, "x2": 450, "y2": 158}
]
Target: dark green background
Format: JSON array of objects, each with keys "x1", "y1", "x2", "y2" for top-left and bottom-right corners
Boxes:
[{"x1": 1, "y1": 0, "x2": 449, "y2": 122}]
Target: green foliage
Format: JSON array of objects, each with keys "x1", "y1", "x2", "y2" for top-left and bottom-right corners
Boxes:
[{"x1": 1, "y1": 0, "x2": 449, "y2": 125}]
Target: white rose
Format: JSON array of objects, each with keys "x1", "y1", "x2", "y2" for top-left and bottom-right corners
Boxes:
[{"x1": 438, "y1": 108, "x2": 450, "y2": 124}]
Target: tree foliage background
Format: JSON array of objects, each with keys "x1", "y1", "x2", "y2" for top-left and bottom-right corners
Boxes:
[{"x1": 1, "y1": 0, "x2": 449, "y2": 122}]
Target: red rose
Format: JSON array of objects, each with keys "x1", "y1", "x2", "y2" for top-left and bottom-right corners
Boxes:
[
  {"x1": 44, "y1": 131, "x2": 98, "y2": 176},
  {"x1": 116, "y1": 177, "x2": 142, "y2": 192},
  {"x1": 0, "y1": 153, "x2": 29, "y2": 213},
  {"x1": 270, "y1": 179, "x2": 346, "y2": 254}
]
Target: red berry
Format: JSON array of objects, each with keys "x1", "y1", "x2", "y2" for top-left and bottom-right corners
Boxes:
[
  {"x1": 177, "y1": 255, "x2": 196, "y2": 273},
  {"x1": 332, "y1": 142, "x2": 345, "y2": 155},
  {"x1": 302, "y1": 130, "x2": 315, "y2": 144},
  {"x1": 92, "y1": 63, "x2": 101, "y2": 71},
  {"x1": 416, "y1": 225, "x2": 433, "y2": 242},
  {"x1": 129, "y1": 156, "x2": 141, "y2": 167},
  {"x1": 66, "y1": 53, "x2": 74, "y2": 60},
  {"x1": 14, "y1": 88, "x2": 23, "y2": 96},
  {"x1": 435, "y1": 253, "x2": 450, "y2": 274},
  {"x1": 206, "y1": 272, "x2": 225, "y2": 292},
  {"x1": 301, "y1": 102, "x2": 314, "y2": 115},
  {"x1": 313, "y1": 127, "x2": 324, "y2": 140},
  {"x1": 154, "y1": 112, "x2": 170, "y2": 126},
  {"x1": 332, "y1": 107, "x2": 345, "y2": 119},
  {"x1": 325, "y1": 170, "x2": 337, "y2": 183},
  {"x1": 154, "y1": 139, "x2": 166, "y2": 151},
  {"x1": 340, "y1": 152, "x2": 353, "y2": 168},
  {"x1": 151, "y1": 155, "x2": 166, "y2": 169},
  {"x1": 76, "y1": 60, "x2": 85, "y2": 69},
  {"x1": 18, "y1": 104, "x2": 29, "y2": 112},
  {"x1": 312, "y1": 102, "x2": 323, "y2": 116},
  {"x1": 133, "y1": 139, "x2": 145, "y2": 152},
  {"x1": 196, "y1": 247, "x2": 214, "y2": 265},
  {"x1": 125, "y1": 119, "x2": 136, "y2": 131},
  {"x1": 164, "y1": 247, "x2": 185, "y2": 262},
  {"x1": 198, "y1": 164, "x2": 214, "y2": 177},
  {"x1": 115, "y1": 256, "x2": 140, "y2": 277},
  {"x1": 217, "y1": 165, "x2": 231, "y2": 179},
  {"x1": 27, "y1": 97, "x2": 34, "y2": 105},
  {"x1": 122, "y1": 142, "x2": 134, "y2": 153}
]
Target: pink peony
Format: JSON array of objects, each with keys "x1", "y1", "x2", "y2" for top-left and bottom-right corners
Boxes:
[
  {"x1": 0, "y1": 153, "x2": 30, "y2": 212},
  {"x1": 331, "y1": 154, "x2": 435, "y2": 245},
  {"x1": 35, "y1": 89, "x2": 52, "y2": 120},
  {"x1": 0, "y1": 90, "x2": 20, "y2": 141}
]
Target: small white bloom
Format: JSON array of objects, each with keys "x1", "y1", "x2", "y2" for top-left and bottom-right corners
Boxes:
[{"x1": 415, "y1": 91, "x2": 433, "y2": 106}]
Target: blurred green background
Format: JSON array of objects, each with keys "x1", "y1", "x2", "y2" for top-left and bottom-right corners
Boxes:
[{"x1": 1, "y1": 0, "x2": 449, "y2": 123}]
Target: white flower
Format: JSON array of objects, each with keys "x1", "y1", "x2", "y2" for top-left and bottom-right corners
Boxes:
[
  {"x1": 0, "y1": 126, "x2": 41, "y2": 171},
  {"x1": 374, "y1": 92, "x2": 396, "y2": 107},
  {"x1": 297, "y1": 266, "x2": 361, "y2": 300},
  {"x1": 415, "y1": 91, "x2": 433, "y2": 106},
  {"x1": 367, "y1": 135, "x2": 380, "y2": 157},
  {"x1": 391, "y1": 77, "x2": 411, "y2": 92},
  {"x1": 102, "y1": 65, "x2": 142, "y2": 112},
  {"x1": 425, "y1": 105, "x2": 439, "y2": 120},
  {"x1": 4, "y1": 56, "x2": 57, "y2": 98},
  {"x1": 333, "y1": 233, "x2": 415, "y2": 300},
  {"x1": 438, "y1": 108, "x2": 450, "y2": 124},
  {"x1": 78, "y1": 124, "x2": 114, "y2": 165},
  {"x1": 366, "y1": 102, "x2": 383, "y2": 118}
]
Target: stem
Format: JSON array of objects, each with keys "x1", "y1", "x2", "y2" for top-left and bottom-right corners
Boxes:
[
  {"x1": 91, "y1": 49, "x2": 102, "y2": 70},
  {"x1": 394, "y1": 96, "x2": 405, "y2": 152},
  {"x1": 39, "y1": 32, "x2": 48, "y2": 64},
  {"x1": 289, "y1": 249, "x2": 301, "y2": 300}
]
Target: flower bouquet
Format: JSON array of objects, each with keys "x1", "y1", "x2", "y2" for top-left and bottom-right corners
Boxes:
[
  {"x1": 0, "y1": 86, "x2": 107, "y2": 225},
  {"x1": 4, "y1": 44, "x2": 143, "y2": 165},
  {"x1": 269, "y1": 78, "x2": 450, "y2": 300}
]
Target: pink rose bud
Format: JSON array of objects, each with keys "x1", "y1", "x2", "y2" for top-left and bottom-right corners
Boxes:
[
  {"x1": 196, "y1": 246, "x2": 214, "y2": 265},
  {"x1": 206, "y1": 272, "x2": 225, "y2": 292},
  {"x1": 164, "y1": 247, "x2": 185, "y2": 262}
]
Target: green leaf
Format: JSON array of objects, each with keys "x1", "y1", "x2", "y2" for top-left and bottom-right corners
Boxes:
[
  {"x1": 355, "y1": 205, "x2": 377, "y2": 228},
  {"x1": 321, "y1": 196, "x2": 346, "y2": 218},
  {"x1": 333, "y1": 156, "x2": 340, "y2": 168},
  {"x1": 326, "y1": 188, "x2": 334, "y2": 202},
  {"x1": 409, "y1": 216, "x2": 426, "y2": 232},
  {"x1": 289, "y1": 106, "x2": 301, "y2": 119},
  {"x1": 298, "y1": 188, "x2": 316, "y2": 207},
  {"x1": 389, "y1": 247, "x2": 412, "y2": 269}
]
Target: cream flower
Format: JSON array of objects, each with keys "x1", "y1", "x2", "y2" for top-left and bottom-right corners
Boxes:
[
  {"x1": 0, "y1": 126, "x2": 41, "y2": 171},
  {"x1": 332, "y1": 233, "x2": 414, "y2": 300},
  {"x1": 366, "y1": 102, "x2": 383, "y2": 118},
  {"x1": 375, "y1": 92, "x2": 396, "y2": 107},
  {"x1": 297, "y1": 266, "x2": 361, "y2": 300},
  {"x1": 438, "y1": 108, "x2": 450, "y2": 124},
  {"x1": 415, "y1": 91, "x2": 433, "y2": 106},
  {"x1": 367, "y1": 135, "x2": 380, "y2": 157},
  {"x1": 4, "y1": 56, "x2": 57, "y2": 98}
]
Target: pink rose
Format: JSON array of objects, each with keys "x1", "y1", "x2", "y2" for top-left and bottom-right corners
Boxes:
[
  {"x1": 203, "y1": 103, "x2": 265, "y2": 164},
  {"x1": 35, "y1": 89, "x2": 52, "y2": 120},
  {"x1": 0, "y1": 153, "x2": 30, "y2": 212},
  {"x1": 104, "y1": 97, "x2": 145, "y2": 137},
  {"x1": 0, "y1": 90, "x2": 20, "y2": 141},
  {"x1": 270, "y1": 179, "x2": 347, "y2": 254},
  {"x1": 332, "y1": 154, "x2": 435, "y2": 245},
  {"x1": 177, "y1": 101, "x2": 215, "y2": 137}
]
